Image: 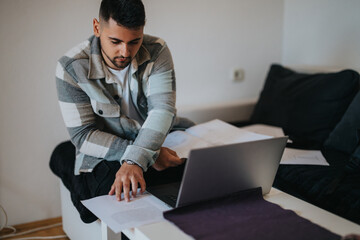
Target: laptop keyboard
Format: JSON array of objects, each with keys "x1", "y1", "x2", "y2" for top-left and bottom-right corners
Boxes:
[
  {"x1": 146, "y1": 182, "x2": 181, "y2": 208},
  {"x1": 165, "y1": 194, "x2": 178, "y2": 206}
]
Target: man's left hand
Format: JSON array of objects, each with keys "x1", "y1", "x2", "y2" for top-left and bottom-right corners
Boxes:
[{"x1": 152, "y1": 147, "x2": 184, "y2": 171}]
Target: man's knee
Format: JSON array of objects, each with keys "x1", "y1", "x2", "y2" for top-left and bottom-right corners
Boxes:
[{"x1": 49, "y1": 141, "x2": 76, "y2": 177}]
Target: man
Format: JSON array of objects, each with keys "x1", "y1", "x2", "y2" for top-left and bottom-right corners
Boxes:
[{"x1": 51, "y1": 0, "x2": 193, "y2": 223}]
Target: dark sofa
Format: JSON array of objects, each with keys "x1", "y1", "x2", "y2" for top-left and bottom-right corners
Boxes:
[{"x1": 234, "y1": 64, "x2": 360, "y2": 224}]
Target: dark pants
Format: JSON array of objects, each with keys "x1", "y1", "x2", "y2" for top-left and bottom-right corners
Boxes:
[{"x1": 49, "y1": 141, "x2": 185, "y2": 224}]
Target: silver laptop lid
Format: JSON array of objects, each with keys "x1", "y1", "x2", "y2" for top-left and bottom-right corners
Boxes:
[{"x1": 176, "y1": 136, "x2": 288, "y2": 207}]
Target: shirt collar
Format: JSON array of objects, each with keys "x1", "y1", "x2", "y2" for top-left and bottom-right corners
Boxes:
[{"x1": 87, "y1": 36, "x2": 151, "y2": 82}]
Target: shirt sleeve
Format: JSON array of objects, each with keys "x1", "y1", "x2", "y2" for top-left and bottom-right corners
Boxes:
[
  {"x1": 55, "y1": 61, "x2": 133, "y2": 162},
  {"x1": 119, "y1": 43, "x2": 177, "y2": 171}
]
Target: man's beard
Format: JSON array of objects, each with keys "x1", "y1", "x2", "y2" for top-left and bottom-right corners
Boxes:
[
  {"x1": 101, "y1": 48, "x2": 131, "y2": 70},
  {"x1": 111, "y1": 56, "x2": 131, "y2": 69}
]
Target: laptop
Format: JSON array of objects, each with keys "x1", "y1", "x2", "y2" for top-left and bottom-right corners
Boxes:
[{"x1": 147, "y1": 136, "x2": 288, "y2": 208}]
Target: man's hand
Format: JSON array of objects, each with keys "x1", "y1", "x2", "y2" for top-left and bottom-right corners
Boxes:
[
  {"x1": 152, "y1": 147, "x2": 185, "y2": 171},
  {"x1": 108, "y1": 162, "x2": 146, "y2": 202}
]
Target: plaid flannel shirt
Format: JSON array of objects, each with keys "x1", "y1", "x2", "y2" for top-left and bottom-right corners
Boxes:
[{"x1": 56, "y1": 35, "x2": 177, "y2": 174}]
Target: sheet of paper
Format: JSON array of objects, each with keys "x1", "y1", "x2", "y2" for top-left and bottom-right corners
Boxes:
[
  {"x1": 241, "y1": 124, "x2": 285, "y2": 137},
  {"x1": 81, "y1": 190, "x2": 171, "y2": 233},
  {"x1": 162, "y1": 131, "x2": 212, "y2": 158},
  {"x1": 185, "y1": 119, "x2": 272, "y2": 145},
  {"x1": 280, "y1": 148, "x2": 329, "y2": 166}
]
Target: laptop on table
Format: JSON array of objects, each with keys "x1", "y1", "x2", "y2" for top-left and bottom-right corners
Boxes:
[{"x1": 147, "y1": 136, "x2": 288, "y2": 208}]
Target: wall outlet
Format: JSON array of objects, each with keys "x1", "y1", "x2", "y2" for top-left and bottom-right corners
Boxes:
[{"x1": 232, "y1": 68, "x2": 245, "y2": 82}]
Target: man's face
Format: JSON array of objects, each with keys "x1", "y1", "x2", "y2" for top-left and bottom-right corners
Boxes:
[{"x1": 93, "y1": 18, "x2": 144, "y2": 70}]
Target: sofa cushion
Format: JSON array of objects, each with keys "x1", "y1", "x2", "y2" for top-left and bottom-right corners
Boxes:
[
  {"x1": 251, "y1": 64, "x2": 360, "y2": 149},
  {"x1": 346, "y1": 144, "x2": 360, "y2": 173},
  {"x1": 325, "y1": 90, "x2": 360, "y2": 155},
  {"x1": 273, "y1": 148, "x2": 360, "y2": 224},
  {"x1": 274, "y1": 164, "x2": 360, "y2": 224}
]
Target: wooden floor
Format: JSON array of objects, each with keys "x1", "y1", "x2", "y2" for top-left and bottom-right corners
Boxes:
[{"x1": 0, "y1": 217, "x2": 69, "y2": 240}]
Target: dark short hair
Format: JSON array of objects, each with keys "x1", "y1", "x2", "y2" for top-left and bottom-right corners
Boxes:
[{"x1": 99, "y1": 0, "x2": 146, "y2": 28}]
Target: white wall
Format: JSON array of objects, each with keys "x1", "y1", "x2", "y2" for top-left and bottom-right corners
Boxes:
[
  {"x1": 282, "y1": 0, "x2": 360, "y2": 69},
  {"x1": 0, "y1": 0, "x2": 101, "y2": 225},
  {"x1": 0, "y1": 0, "x2": 284, "y2": 225},
  {"x1": 144, "y1": 0, "x2": 284, "y2": 107}
]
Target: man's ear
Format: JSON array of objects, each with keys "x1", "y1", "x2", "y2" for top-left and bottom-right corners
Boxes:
[{"x1": 93, "y1": 18, "x2": 101, "y2": 37}]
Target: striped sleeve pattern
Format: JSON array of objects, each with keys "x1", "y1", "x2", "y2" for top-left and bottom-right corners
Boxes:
[{"x1": 120, "y1": 43, "x2": 177, "y2": 171}]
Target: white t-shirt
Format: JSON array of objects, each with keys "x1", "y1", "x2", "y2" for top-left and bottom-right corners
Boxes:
[{"x1": 107, "y1": 66, "x2": 144, "y2": 125}]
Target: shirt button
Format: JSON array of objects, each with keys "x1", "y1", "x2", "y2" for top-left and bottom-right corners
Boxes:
[
  {"x1": 114, "y1": 95, "x2": 120, "y2": 100},
  {"x1": 98, "y1": 110, "x2": 103, "y2": 115}
]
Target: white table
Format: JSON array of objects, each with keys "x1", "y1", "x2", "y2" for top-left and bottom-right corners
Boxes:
[
  {"x1": 115, "y1": 188, "x2": 360, "y2": 240},
  {"x1": 61, "y1": 182, "x2": 360, "y2": 240}
]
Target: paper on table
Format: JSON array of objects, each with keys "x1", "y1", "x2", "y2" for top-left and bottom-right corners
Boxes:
[
  {"x1": 162, "y1": 131, "x2": 212, "y2": 158},
  {"x1": 81, "y1": 190, "x2": 171, "y2": 233},
  {"x1": 281, "y1": 148, "x2": 329, "y2": 166},
  {"x1": 186, "y1": 119, "x2": 272, "y2": 145},
  {"x1": 163, "y1": 119, "x2": 272, "y2": 158},
  {"x1": 240, "y1": 124, "x2": 328, "y2": 166}
]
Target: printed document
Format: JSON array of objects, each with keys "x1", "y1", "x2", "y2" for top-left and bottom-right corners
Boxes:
[
  {"x1": 81, "y1": 190, "x2": 171, "y2": 233},
  {"x1": 281, "y1": 148, "x2": 328, "y2": 166},
  {"x1": 163, "y1": 119, "x2": 271, "y2": 158}
]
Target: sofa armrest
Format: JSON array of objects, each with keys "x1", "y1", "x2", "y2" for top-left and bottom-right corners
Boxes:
[{"x1": 177, "y1": 98, "x2": 257, "y2": 124}]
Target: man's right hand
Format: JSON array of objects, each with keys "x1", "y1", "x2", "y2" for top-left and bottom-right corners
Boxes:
[
  {"x1": 108, "y1": 162, "x2": 146, "y2": 202},
  {"x1": 152, "y1": 147, "x2": 185, "y2": 171}
]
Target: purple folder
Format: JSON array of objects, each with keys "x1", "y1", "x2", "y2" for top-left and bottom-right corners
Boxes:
[{"x1": 164, "y1": 188, "x2": 340, "y2": 240}]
